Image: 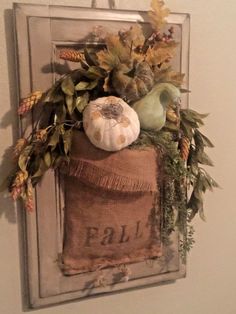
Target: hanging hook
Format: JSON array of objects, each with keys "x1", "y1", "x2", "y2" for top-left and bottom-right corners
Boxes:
[
  {"x1": 109, "y1": 0, "x2": 116, "y2": 9},
  {"x1": 91, "y1": 0, "x2": 116, "y2": 9},
  {"x1": 91, "y1": 0, "x2": 97, "y2": 8}
]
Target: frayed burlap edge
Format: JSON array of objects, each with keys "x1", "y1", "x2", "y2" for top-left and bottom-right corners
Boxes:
[
  {"x1": 61, "y1": 245, "x2": 163, "y2": 275},
  {"x1": 62, "y1": 158, "x2": 157, "y2": 193}
]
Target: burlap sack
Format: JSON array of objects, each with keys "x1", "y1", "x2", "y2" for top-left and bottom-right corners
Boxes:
[{"x1": 61, "y1": 132, "x2": 163, "y2": 275}]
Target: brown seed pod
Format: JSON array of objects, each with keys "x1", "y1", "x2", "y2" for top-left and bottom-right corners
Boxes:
[
  {"x1": 18, "y1": 91, "x2": 43, "y2": 115},
  {"x1": 13, "y1": 138, "x2": 27, "y2": 159},
  {"x1": 25, "y1": 181, "x2": 34, "y2": 212},
  {"x1": 59, "y1": 49, "x2": 83, "y2": 62},
  {"x1": 180, "y1": 136, "x2": 190, "y2": 161}
]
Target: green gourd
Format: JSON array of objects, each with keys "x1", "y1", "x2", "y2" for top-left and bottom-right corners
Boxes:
[{"x1": 132, "y1": 83, "x2": 181, "y2": 131}]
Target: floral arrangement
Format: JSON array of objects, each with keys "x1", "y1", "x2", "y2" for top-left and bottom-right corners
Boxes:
[{"x1": 8, "y1": 0, "x2": 218, "y2": 259}]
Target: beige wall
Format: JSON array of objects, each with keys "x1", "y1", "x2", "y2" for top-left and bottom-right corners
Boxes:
[{"x1": 0, "y1": 0, "x2": 236, "y2": 313}]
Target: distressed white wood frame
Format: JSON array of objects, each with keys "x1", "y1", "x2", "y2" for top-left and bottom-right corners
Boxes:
[{"x1": 14, "y1": 3, "x2": 190, "y2": 309}]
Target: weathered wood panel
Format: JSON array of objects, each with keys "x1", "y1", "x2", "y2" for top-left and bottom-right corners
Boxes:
[{"x1": 14, "y1": 2, "x2": 190, "y2": 308}]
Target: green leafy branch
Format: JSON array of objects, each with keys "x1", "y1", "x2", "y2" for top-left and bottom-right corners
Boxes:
[{"x1": 180, "y1": 109, "x2": 220, "y2": 221}]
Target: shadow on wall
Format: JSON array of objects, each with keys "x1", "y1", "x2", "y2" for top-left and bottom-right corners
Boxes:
[{"x1": 0, "y1": 9, "x2": 20, "y2": 224}]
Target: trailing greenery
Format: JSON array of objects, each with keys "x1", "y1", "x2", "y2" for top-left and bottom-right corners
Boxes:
[
  {"x1": 130, "y1": 106, "x2": 219, "y2": 262},
  {"x1": 180, "y1": 109, "x2": 220, "y2": 221},
  {"x1": 131, "y1": 130, "x2": 190, "y2": 261}
]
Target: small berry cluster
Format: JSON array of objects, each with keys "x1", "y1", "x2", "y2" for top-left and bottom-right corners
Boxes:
[{"x1": 147, "y1": 26, "x2": 175, "y2": 45}]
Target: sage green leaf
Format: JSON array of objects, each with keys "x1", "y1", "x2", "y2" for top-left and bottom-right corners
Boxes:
[
  {"x1": 61, "y1": 76, "x2": 75, "y2": 96},
  {"x1": 196, "y1": 150, "x2": 214, "y2": 166},
  {"x1": 180, "y1": 112, "x2": 200, "y2": 128},
  {"x1": 204, "y1": 171, "x2": 221, "y2": 189},
  {"x1": 188, "y1": 191, "x2": 203, "y2": 221},
  {"x1": 196, "y1": 130, "x2": 214, "y2": 148},
  {"x1": 75, "y1": 92, "x2": 89, "y2": 113},
  {"x1": 65, "y1": 95, "x2": 74, "y2": 114},
  {"x1": 199, "y1": 207, "x2": 206, "y2": 222},
  {"x1": 190, "y1": 162, "x2": 199, "y2": 176},
  {"x1": 182, "y1": 109, "x2": 208, "y2": 121},
  {"x1": 189, "y1": 110, "x2": 209, "y2": 120},
  {"x1": 199, "y1": 173, "x2": 213, "y2": 192},
  {"x1": 180, "y1": 121, "x2": 193, "y2": 139},
  {"x1": 75, "y1": 80, "x2": 98, "y2": 91},
  {"x1": 193, "y1": 185, "x2": 203, "y2": 200},
  {"x1": 194, "y1": 130, "x2": 204, "y2": 151}
]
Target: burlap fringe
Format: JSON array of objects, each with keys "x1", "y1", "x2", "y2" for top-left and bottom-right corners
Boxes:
[
  {"x1": 61, "y1": 245, "x2": 162, "y2": 275},
  {"x1": 63, "y1": 158, "x2": 157, "y2": 192}
]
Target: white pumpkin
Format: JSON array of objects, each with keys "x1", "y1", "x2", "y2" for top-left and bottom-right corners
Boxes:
[{"x1": 83, "y1": 96, "x2": 140, "y2": 151}]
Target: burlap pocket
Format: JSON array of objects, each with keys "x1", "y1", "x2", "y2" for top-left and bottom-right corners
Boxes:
[{"x1": 61, "y1": 132, "x2": 163, "y2": 275}]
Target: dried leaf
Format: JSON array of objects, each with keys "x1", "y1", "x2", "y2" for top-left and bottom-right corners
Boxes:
[
  {"x1": 75, "y1": 92, "x2": 89, "y2": 113},
  {"x1": 183, "y1": 109, "x2": 209, "y2": 122},
  {"x1": 204, "y1": 171, "x2": 221, "y2": 189},
  {"x1": 18, "y1": 146, "x2": 32, "y2": 172},
  {"x1": 61, "y1": 76, "x2": 75, "y2": 96},
  {"x1": 181, "y1": 110, "x2": 202, "y2": 128},
  {"x1": 105, "y1": 34, "x2": 130, "y2": 63},
  {"x1": 75, "y1": 80, "x2": 98, "y2": 91},
  {"x1": 180, "y1": 120, "x2": 194, "y2": 139},
  {"x1": 195, "y1": 130, "x2": 214, "y2": 148},
  {"x1": 55, "y1": 104, "x2": 66, "y2": 123},
  {"x1": 168, "y1": 71, "x2": 185, "y2": 87},
  {"x1": 32, "y1": 158, "x2": 47, "y2": 179},
  {"x1": 65, "y1": 95, "x2": 74, "y2": 114},
  {"x1": 84, "y1": 48, "x2": 98, "y2": 66},
  {"x1": 196, "y1": 150, "x2": 214, "y2": 167},
  {"x1": 44, "y1": 151, "x2": 52, "y2": 168},
  {"x1": 148, "y1": 0, "x2": 170, "y2": 31},
  {"x1": 86, "y1": 66, "x2": 106, "y2": 79},
  {"x1": 48, "y1": 128, "x2": 60, "y2": 148},
  {"x1": 188, "y1": 191, "x2": 203, "y2": 221},
  {"x1": 63, "y1": 129, "x2": 73, "y2": 155},
  {"x1": 146, "y1": 42, "x2": 177, "y2": 66},
  {"x1": 119, "y1": 25, "x2": 145, "y2": 48},
  {"x1": 103, "y1": 75, "x2": 112, "y2": 93},
  {"x1": 164, "y1": 121, "x2": 179, "y2": 131},
  {"x1": 97, "y1": 49, "x2": 120, "y2": 72}
]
